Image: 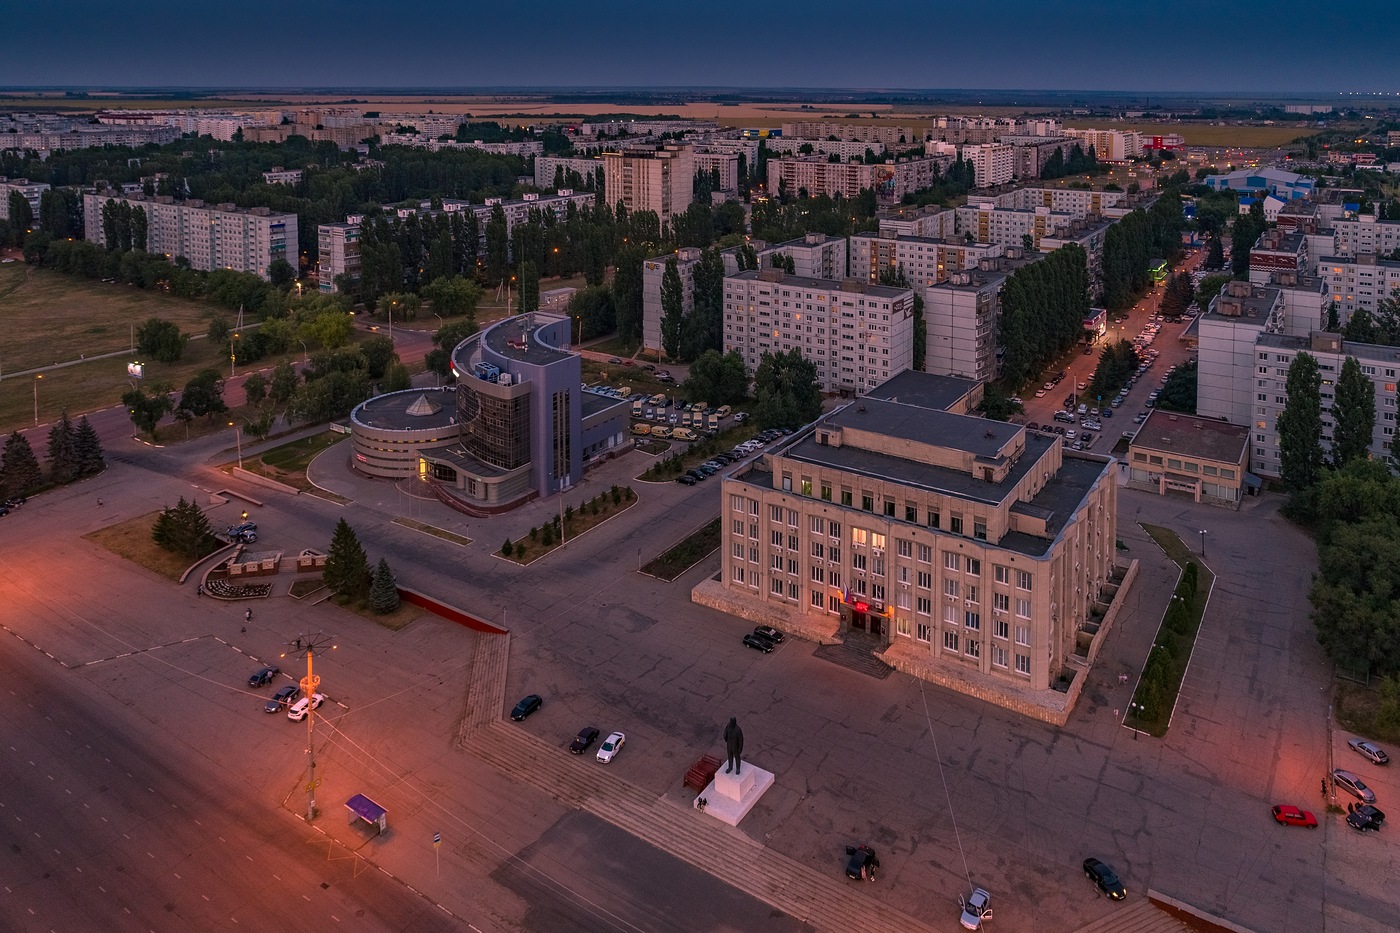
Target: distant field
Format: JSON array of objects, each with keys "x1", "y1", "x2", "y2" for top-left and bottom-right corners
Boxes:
[{"x1": 1061, "y1": 121, "x2": 1318, "y2": 148}]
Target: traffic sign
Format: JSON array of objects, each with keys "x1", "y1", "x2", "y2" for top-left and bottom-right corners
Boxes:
[{"x1": 433, "y1": 832, "x2": 441, "y2": 848}]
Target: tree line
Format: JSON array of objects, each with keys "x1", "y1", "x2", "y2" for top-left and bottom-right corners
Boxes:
[
  {"x1": 998, "y1": 244, "x2": 1092, "y2": 388},
  {"x1": 0, "y1": 412, "x2": 105, "y2": 500}
]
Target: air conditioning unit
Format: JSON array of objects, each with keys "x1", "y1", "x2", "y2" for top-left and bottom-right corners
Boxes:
[{"x1": 498, "y1": 373, "x2": 513, "y2": 386}]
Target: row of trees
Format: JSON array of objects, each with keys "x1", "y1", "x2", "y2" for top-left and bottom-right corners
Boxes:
[
  {"x1": 998, "y1": 244, "x2": 1092, "y2": 388},
  {"x1": 1278, "y1": 352, "x2": 1377, "y2": 495},
  {"x1": 1100, "y1": 193, "x2": 1185, "y2": 310},
  {"x1": 0, "y1": 413, "x2": 105, "y2": 499},
  {"x1": 1086, "y1": 340, "x2": 1141, "y2": 401}
]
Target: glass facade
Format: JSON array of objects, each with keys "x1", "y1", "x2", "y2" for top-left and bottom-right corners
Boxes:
[{"x1": 459, "y1": 383, "x2": 530, "y2": 469}]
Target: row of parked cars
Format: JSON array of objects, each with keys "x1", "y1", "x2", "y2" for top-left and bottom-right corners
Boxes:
[
  {"x1": 1273, "y1": 737, "x2": 1390, "y2": 833},
  {"x1": 676, "y1": 429, "x2": 790, "y2": 486},
  {"x1": 509, "y1": 694, "x2": 628, "y2": 763},
  {"x1": 247, "y1": 666, "x2": 325, "y2": 720}
]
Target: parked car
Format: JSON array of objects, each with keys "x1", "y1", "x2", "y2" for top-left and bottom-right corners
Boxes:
[
  {"x1": 570, "y1": 726, "x2": 600, "y2": 754},
  {"x1": 228, "y1": 522, "x2": 258, "y2": 544},
  {"x1": 1346, "y1": 804, "x2": 1386, "y2": 832},
  {"x1": 596, "y1": 731, "x2": 625, "y2": 763},
  {"x1": 844, "y1": 844, "x2": 879, "y2": 881},
  {"x1": 248, "y1": 666, "x2": 279, "y2": 688},
  {"x1": 1271, "y1": 804, "x2": 1318, "y2": 828},
  {"x1": 1333, "y1": 768, "x2": 1377, "y2": 804},
  {"x1": 676, "y1": 475, "x2": 697, "y2": 486},
  {"x1": 733, "y1": 412, "x2": 749, "y2": 423},
  {"x1": 1349, "y1": 737, "x2": 1390, "y2": 765},
  {"x1": 742, "y1": 633, "x2": 775, "y2": 653},
  {"x1": 510, "y1": 694, "x2": 543, "y2": 721},
  {"x1": 1083, "y1": 857, "x2": 1127, "y2": 900},
  {"x1": 958, "y1": 888, "x2": 993, "y2": 930},
  {"x1": 607, "y1": 357, "x2": 622, "y2": 364},
  {"x1": 287, "y1": 693, "x2": 325, "y2": 722},
  {"x1": 754, "y1": 625, "x2": 785, "y2": 644},
  {"x1": 265, "y1": 684, "x2": 299, "y2": 713}
]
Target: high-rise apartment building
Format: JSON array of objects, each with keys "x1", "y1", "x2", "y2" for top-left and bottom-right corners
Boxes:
[
  {"x1": 958, "y1": 144, "x2": 1015, "y2": 187},
  {"x1": 602, "y1": 145, "x2": 694, "y2": 227},
  {"x1": 317, "y1": 222, "x2": 361, "y2": 293}
]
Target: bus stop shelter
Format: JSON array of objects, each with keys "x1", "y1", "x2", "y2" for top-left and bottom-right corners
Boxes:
[{"x1": 345, "y1": 794, "x2": 388, "y2": 835}]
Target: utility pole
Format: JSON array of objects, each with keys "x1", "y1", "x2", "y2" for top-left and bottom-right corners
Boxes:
[{"x1": 283, "y1": 632, "x2": 335, "y2": 822}]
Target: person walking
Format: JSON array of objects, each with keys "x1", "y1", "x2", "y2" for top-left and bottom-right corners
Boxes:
[
  {"x1": 196, "y1": 584, "x2": 203, "y2": 598},
  {"x1": 244, "y1": 608, "x2": 252, "y2": 623}
]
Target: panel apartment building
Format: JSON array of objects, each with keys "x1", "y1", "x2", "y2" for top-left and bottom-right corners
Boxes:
[
  {"x1": 711, "y1": 369, "x2": 1118, "y2": 706},
  {"x1": 780, "y1": 122, "x2": 924, "y2": 145},
  {"x1": 722, "y1": 269, "x2": 913, "y2": 394},
  {"x1": 83, "y1": 190, "x2": 297, "y2": 281},
  {"x1": 602, "y1": 144, "x2": 694, "y2": 227},
  {"x1": 849, "y1": 231, "x2": 1004, "y2": 300},
  {"x1": 0, "y1": 177, "x2": 49, "y2": 222},
  {"x1": 924, "y1": 250, "x2": 1041, "y2": 383},
  {"x1": 766, "y1": 155, "x2": 951, "y2": 204}
]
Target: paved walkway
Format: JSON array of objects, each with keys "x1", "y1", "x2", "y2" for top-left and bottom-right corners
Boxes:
[
  {"x1": 1072, "y1": 898, "x2": 1192, "y2": 933},
  {"x1": 455, "y1": 632, "x2": 942, "y2": 933}
]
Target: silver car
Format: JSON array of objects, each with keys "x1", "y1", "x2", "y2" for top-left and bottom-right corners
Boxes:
[
  {"x1": 1333, "y1": 768, "x2": 1377, "y2": 804},
  {"x1": 1349, "y1": 738, "x2": 1390, "y2": 766}
]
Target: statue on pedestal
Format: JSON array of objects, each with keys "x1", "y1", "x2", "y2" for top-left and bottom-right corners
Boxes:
[{"x1": 723, "y1": 716, "x2": 744, "y2": 775}]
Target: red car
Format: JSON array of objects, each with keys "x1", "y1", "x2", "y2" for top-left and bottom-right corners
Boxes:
[{"x1": 1271, "y1": 805, "x2": 1318, "y2": 828}]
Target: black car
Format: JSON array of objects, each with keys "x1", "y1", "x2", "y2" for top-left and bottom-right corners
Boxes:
[
  {"x1": 265, "y1": 684, "x2": 299, "y2": 713},
  {"x1": 844, "y1": 845, "x2": 879, "y2": 881},
  {"x1": 1083, "y1": 857, "x2": 1127, "y2": 900},
  {"x1": 685, "y1": 470, "x2": 706, "y2": 482},
  {"x1": 248, "y1": 666, "x2": 279, "y2": 688},
  {"x1": 742, "y1": 633, "x2": 774, "y2": 653},
  {"x1": 570, "y1": 726, "x2": 600, "y2": 754},
  {"x1": 1347, "y1": 804, "x2": 1386, "y2": 832},
  {"x1": 510, "y1": 694, "x2": 543, "y2": 721},
  {"x1": 676, "y1": 475, "x2": 697, "y2": 486},
  {"x1": 754, "y1": 625, "x2": 785, "y2": 644}
]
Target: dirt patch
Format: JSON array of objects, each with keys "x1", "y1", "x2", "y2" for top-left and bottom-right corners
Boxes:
[{"x1": 84, "y1": 511, "x2": 217, "y2": 582}]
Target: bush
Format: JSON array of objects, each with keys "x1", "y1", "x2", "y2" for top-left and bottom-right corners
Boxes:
[
  {"x1": 501, "y1": 539, "x2": 513, "y2": 557},
  {"x1": 611, "y1": 485, "x2": 621, "y2": 505},
  {"x1": 540, "y1": 524, "x2": 554, "y2": 546},
  {"x1": 515, "y1": 542, "x2": 526, "y2": 560},
  {"x1": 565, "y1": 504, "x2": 574, "y2": 523},
  {"x1": 529, "y1": 526, "x2": 538, "y2": 540}
]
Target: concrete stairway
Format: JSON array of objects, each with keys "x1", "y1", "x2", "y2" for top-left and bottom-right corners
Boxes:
[
  {"x1": 1072, "y1": 898, "x2": 1195, "y2": 933},
  {"x1": 812, "y1": 631, "x2": 895, "y2": 679},
  {"x1": 460, "y1": 631, "x2": 939, "y2": 933}
]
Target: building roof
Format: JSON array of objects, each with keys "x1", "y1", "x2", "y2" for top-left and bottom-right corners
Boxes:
[
  {"x1": 723, "y1": 269, "x2": 909, "y2": 298},
  {"x1": 483, "y1": 313, "x2": 572, "y2": 365},
  {"x1": 825, "y1": 397, "x2": 1019, "y2": 459},
  {"x1": 862, "y1": 370, "x2": 980, "y2": 412},
  {"x1": 351, "y1": 388, "x2": 457, "y2": 431},
  {"x1": 581, "y1": 388, "x2": 629, "y2": 419},
  {"x1": 1130, "y1": 411, "x2": 1248, "y2": 465}
]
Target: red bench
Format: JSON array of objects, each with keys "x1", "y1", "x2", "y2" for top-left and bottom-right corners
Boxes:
[{"x1": 684, "y1": 754, "x2": 722, "y2": 792}]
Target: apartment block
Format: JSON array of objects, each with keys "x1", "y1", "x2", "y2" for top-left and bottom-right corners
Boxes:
[
  {"x1": 1196, "y1": 280, "x2": 1286, "y2": 428},
  {"x1": 602, "y1": 144, "x2": 694, "y2": 227},
  {"x1": 534, "y1": 156, "x2": 602, "y2": 189},
  {"x1": 1331, "y1": 216, "x2": 1400, "y2": 257},
  {"x1": 998, "y1": 136, "x2": 1078, "y2": 179},
  {"x1": 780, "y1": 122, "x2": 924, "y2": 145},
  {"x1": 1318, "y1": 254, "x2": 1400, "y2": 318},
  {"x1": 0, "y1": 177, "x2": 49, "y2": 222},
  {"x1": 924, "y1": 251, "x2": 1041, "y2": 382},
  {"x1": 711, "y1": 368, "x2": 1117, "y2": 706},
  {"x1": 1248, "y1": 229, "x2": 1308, "y2": 285},
  {"x1": 877, "y1": 205, "x2": 957, "y2": 239},
  {"x1": 966, "y1": 186, "x2": 1128, "y2": 220},
  {"x1": 959, "y1": 144, "x2": 1015, "y2": 187},
  {"x1": 1063, "y1": 128, "x2": 1143, "y2": 162},
  {"x1": 317, "y1": 222, "x2": 361, "y2": 293},
  {"x1": 1247, "y1": 331, "x2": 1400, "y2": 478},
  {"x1": 955, "y1": 203, "x2": 1072, "y2": 249},
  {"x1": 641, "y1": 243, "x2": 769, "y2": 352},
  {"x1": 764, "y1": 137, "x2": 888, "y2": 160},
  {"x1": 82, "y1": 190, "x2": 296, "y2": 280},
  {"x1": 1039, "y1": 216, "x2": 1115, "y2": 297},
  {"x1": 693, "y1": 150, "x2": 741, "y2": 193},
  {"x1": 722, "y1": 269, "x2": 914, "y2": 394},
  {"x1": 766, "y1": 155, "x2": 951, "y2": 204},
  {"x1": 849, "y1": 231, "x2": 1003, "y2": 301}
]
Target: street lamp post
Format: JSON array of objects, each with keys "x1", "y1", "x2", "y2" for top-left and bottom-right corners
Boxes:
[
  {"x1": 281, "y1": 633, "x2": 333, "y2": 823},
  {"x1": 228, "y1": 422, "x2": 243, "y2": 469},
  {"x1": 1199, "y1": 529, "x2": 1208, "y2": 557},
  {"x1": 299, "y1": 339, "x2": 309, "y2": 365},
  {"x1": 230, "y1": 332, "x2": 239, "y2": 378},
  {"x1": 1129, "y1": 702, "x2": 1141, "y2": 740},
  {"x1": 33, "y1": 374, "x2": 42, "y2": 426}
]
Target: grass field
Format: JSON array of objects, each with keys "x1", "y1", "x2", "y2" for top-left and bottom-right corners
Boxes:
[{"x1": 84, "y1": 510, "x2": 218, "y2": 582}]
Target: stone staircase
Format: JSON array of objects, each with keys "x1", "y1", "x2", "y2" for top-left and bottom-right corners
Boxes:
[
  {"x1": 1072, "y1": 898, "x2": 1194, "y2": 933},
  {"x1": 812, "y1": 630, "x2": 895, "y2": 679},
  {"x1": 459, "y1": 631, "x2": 937, "y2": 933}
]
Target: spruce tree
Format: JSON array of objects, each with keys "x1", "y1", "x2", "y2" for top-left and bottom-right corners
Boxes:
[
  {"x1": 46, "y1": 411, "x2": 78, "y2": 485},
  {"x1": 1332, "y1": 355, "x2": 1377, "y2": 468},
  {"x1": 323, "y1": 518, "x2": 371, "y2": 601},
  {"x1": 1, "y1": 431, "x2": 43, "y2": 497},
  {"x1": 369, "y1": 557, "x2": 400, "y2": 614},
  {"x1": 1277, "y1": 352, "x2": 1325, "y2": 489},
  {"x1": 72, "y1": 415, "x2": 105, "y2": 477},
  {"x1": 152, "y1": 497, "x2": 216, "y2": 558}
]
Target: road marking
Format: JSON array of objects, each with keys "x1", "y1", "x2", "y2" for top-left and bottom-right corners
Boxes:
[{"x1": 173, "y1": 873, "x2": 181, "y2": 880}]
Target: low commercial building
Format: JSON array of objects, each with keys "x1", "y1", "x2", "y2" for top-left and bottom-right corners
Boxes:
[
  {"x1": 349, "y1": 389, "x2": 460, "y2": 478},
  {"x1": 420, "y1": 313, "x2": 629, "y2": 510},
  {"x1": 261, "y1": 168, "x2": 303, "y2": 187},
  {"x1": 701, "y1": 369, "x2": 1119, "y2": 718},
  {"x1": 722, "y1": 270, "x2": 914, "y2": 394},
  {"x1": 1204, "y1": 167, "x2": 1314, "y2": 200},
  {"x1": 1125, "y1": 411, "x2": 1252, "y2": 508}
]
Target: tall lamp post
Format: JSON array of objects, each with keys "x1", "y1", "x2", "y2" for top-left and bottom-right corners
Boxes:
[
  {"x1": 1199, "y1": 529, "x2": 1208, "y2": 557},
  {"x1": 281, "y1": 633, "x2": 335, "y2": 823},
  {"x1": 230, "y1": 332, "x2": 239, "y2": 377},
  {"x1": 228, "y1": 421, "x2": 243, "y2": 469},
  {"x1": 298, "y1": 339, "x2": 309, "y2": 365},
  {"x1": 32, "y1": 373, "x2": 42, "y2": 426}
]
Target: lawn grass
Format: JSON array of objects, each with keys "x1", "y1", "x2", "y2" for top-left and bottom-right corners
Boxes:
[
  {"x1": 231, "y1": 430, "x2": 350, "y2": 501},
  {"x1": 641, "y1": 518, "x2": 722, "y2": 581},
  {"x1": 1335, "y1": 681, "x2": 1400, "y2": 748},
  {"x1": 587, "y1": 335, "x2": 643, "y2": 357},
  {"x1": 1129, "y1": 524, "x2": 1216, "y2": 737},
  {"x1": 392, "y1": 517, "x2": 473, "y2": 547},
  {"x1": 502, "y1": 486, "x2": 637, "y2": 564},
  {"x1": 84, "y1": 510, "x2": 220, "y2": 582}
]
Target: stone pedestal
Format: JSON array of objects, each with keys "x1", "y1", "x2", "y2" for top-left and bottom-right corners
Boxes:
[{"x1": 698, "y1": 762, "x2": 774, "y2": 826}]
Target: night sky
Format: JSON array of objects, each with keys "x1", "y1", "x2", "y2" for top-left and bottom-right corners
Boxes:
[{"x1": 3, "y1": 0, "x2": 1396, "y2": 94}]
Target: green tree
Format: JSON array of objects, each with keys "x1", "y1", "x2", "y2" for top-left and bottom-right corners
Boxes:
[
  {"x1": 659, "y1": 256, "x2": 684, "y2": 360},
  {"x1": 135, "y1": 318, "x2": 188, "y2": 364},
  {"x1": 1195, "y1": 273, "x2": 1232, "y2": 311},
  {"x1": 71, "y1": 415, "x2": 105, "y2": 477},
  {"x1": 1277, "y1": 351, "x2": 1325, "y2": 489},
  {"x1": 1205, "y1": 236, "x2": 1225, "y2": 270},
  {"x1": 207, "y1": 314, "x2": 231, "y2": 345},
  {"x1": 301, "y1": 309, "x2": 354, "y2": 349},
  {"x1": 243, "y1": 371, "x2": 268, "y2": 407},
  {"x1": 421, "y1": 274, "x2": 482, "y2": 318},
  {"x1": 611, "y1": 243, "x2": 647, "y2": 347},
  {"x1": 1310, "y1": 515, "x2": 1400, "y2": 676},
  {"x1": 151, "y1": 497, "x2": 217, "y2": 559},
  {"x1": 359, "y1": 334, "x2": 398, "y2": 379},
  {"x1": 0, "y1": 430, "x2": 43, "y2": 497},
  {"x1": 1332, "y1": 355, "x2": 1377, "y2": 468},
  {"x1": 484, "y1": 204, "x2": 509, "y2": 282},
  {"x1": 382, "y1": 362, "x2": 413, "y2": 392},
  {"x1": 977, "y1": 385, "x2": 1022, "y2": 422},
  {"x1": 268, "y1": 360, "x2": 300, "y2": 408},
  {"x1": 681, "y1": 350, "x2": 749, "y2": 407},
  {"x1": 568, "y1": 285, "x2": 615, "y2": 341},
  {"x1": 751, "y1": 349, "x2": 822, "y2": 429},
  {"x1": 424, "y1": 319, "x2": 480, "y2": 378},
  {"x1": 176, "y1": 369, "x2": 228, "y2": 420},
  {"x1": 122, "y1": 383, "x2": 175, "y2": 441},
  {"x1": 323, "y1": 518, "x2": 371, "y2": 602},
  {"x1": 7, "y1": 191, "x2": 33, "y2": 237},
  {"x1": 1155, "y1": 359, "x2": 1197, "y2": 413},
  {"x1": 370, "y1": 557, "x2": 400, "y2": 614},
  {"x1": 46, "y1": 410, "x2": 79, "y2": 485},
  {"x1": 520, "y1": 260, "x2": 540, "y2": 314},
  {"x1": 268, "y1": 258, "x2": 296, "y2": 290}
]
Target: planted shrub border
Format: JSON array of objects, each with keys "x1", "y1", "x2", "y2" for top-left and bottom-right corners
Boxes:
[
  {"x1": 1128, "y1": 524, "x2": 1216, "y2": 737},
  {"x1": 641, "y1": 518, "x2": 722, "y2": 581},
  {"x1": 500, "y1": 485, "x2": 636, "y2": 565}
]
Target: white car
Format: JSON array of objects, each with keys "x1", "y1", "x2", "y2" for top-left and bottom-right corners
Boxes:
[
  {"x1": 959, "y1": 888, "x2": 993, "y2": 930},
  {"x1": 287, "y1": 693, "x2": 326, "y2": 722},
  {"x1": 597, "y1": 731, "x2": 626, "y2": 763}
]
